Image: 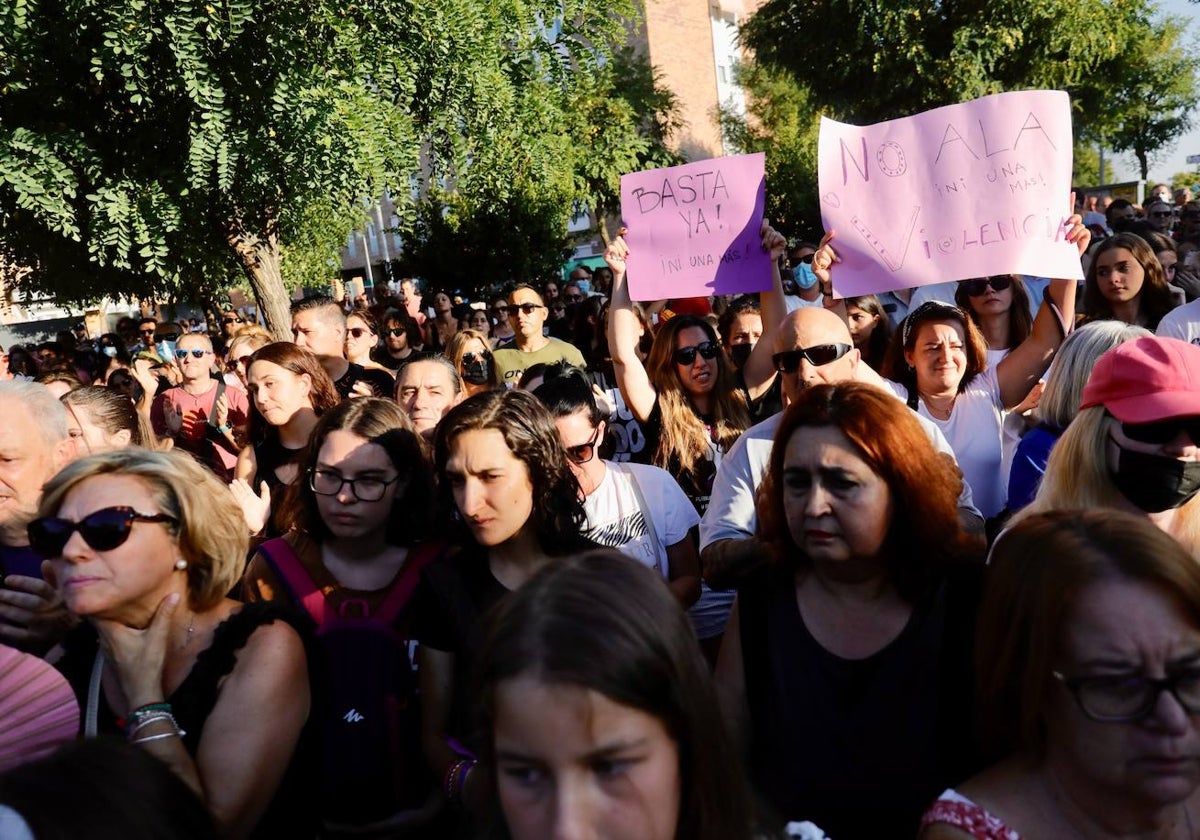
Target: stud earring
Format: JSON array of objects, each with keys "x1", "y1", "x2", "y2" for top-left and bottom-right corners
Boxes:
[{"x1": 174, "y1": 559, "x2": 188, "y2": 571}]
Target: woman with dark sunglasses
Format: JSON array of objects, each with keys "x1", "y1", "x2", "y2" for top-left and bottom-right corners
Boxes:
[
  {"x1": 445, "y1": 329, "x2": 498, "y2": 397},
  {"x1": 921, "y1": 509, "x2": 1200, "y2": 840},
  {"x1": 244, "y1": 398, "x2": 442, "y2": 835},
  {"x1": 533, "y1": 364, "x2": 701, "y2": 608},
  {"x1": 605, "y1": 222, "x2": 786, "y2": 657},
  {"x1": 1017, "y1": 336, "x2": 1200, "y2": 556},
  {"x1": 39, "y1": 449, "x2": 316, "y2": 839},
  {"x1": 867, "y1": 214, "x2": 1090, "y2": 522},
  {"x1": 343, "y1": 308, "x2": 391, "y2": 374},
  {"x1": 953, "y1": 274, "x2": 1033, "y2": 368}
]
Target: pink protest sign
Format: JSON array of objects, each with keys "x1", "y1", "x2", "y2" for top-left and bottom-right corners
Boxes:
[
  {"x1": 817, "y1": 90, "x2": 1080, "y2": 297},
  {"x1": 620, "y1": 153, "x2": 769, "y2": 301}
]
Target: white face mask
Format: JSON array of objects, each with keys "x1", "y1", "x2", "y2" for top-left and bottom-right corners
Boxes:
[{"x1": 101, "y1": 345, "x2": 118, "y2": 357}]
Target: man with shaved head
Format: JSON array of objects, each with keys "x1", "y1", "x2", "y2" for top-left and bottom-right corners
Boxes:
[{"x1": 699, "y1": 307, "x2": 981, "y2": 589}]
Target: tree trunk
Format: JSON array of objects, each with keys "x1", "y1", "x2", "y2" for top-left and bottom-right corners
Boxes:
[
  {"x1": 1137, "y1": 148, "x2": 1150, "y2": 180},
  {"x1": 227, "y1": 218, "x2": 292, "y2": 341}
]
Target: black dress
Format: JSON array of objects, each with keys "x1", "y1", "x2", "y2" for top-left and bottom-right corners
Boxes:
[{"x1": 56, "y1": 601, "x2": 319, "y2": 840}]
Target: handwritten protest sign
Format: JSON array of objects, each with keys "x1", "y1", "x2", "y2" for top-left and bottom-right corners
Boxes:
[
  {"x1": 620, "y1": 153, "x2": 769, "y2": 301},
  {"x1": 817, "y1": 90, "x2": 1079, "y2": 297}
]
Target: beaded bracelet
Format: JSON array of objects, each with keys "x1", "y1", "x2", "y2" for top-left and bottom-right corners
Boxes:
[
  {"x1": 443, "y1": 757, "x2": 477, "y2": 803},
  {"x1": 117, "y1": 702, "x2": 173, "y2": 733},
  {"x1": 128, "y1": 712, "x2": 184, "y2": 739}
]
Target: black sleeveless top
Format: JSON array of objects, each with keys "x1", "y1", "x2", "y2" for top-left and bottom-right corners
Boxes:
[
  {"x1": 738, "y1": 564, "x2": 982, "y2": 839},
  {"x1": 253, "y1": 435, "x2": 304, "y2": 492},
  {"x1": 56, "y1": 601, "x2": 319, "y2": 840}
]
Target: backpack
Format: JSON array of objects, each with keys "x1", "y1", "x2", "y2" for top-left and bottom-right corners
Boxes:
[{"x1": 256, "y1": 538, "x2": 439, "y2": 823}]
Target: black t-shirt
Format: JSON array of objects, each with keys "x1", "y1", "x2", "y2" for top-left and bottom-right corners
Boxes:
[
  {"x1": 633, "y1": 402, "x2": 719, "y2": 516},
  {"x1": 739, "y1": 564, "x2": 983, "y2": 838},
  {"x1": 335, "y1": 361, "x2": 396, "y2": 400},
  {"x1": 370, "y1": 347, "x2": 416, "y2": 373}
]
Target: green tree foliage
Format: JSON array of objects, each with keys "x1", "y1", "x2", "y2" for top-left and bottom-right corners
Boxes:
[
  {"x1": 0, "y1": 0, "x2": 642, "y2": 335},
  {"x1": 1090, "y1": 16, "x2": 1200, "y2": 179},
  {"x1": 740, "y1": 0, "x2": 1139, "y2": 125},
  {"x1": 398, "y1": 44, "x2": 684, "y2": 295},
  {"x1": 717, "y1": 62, "x2": 823, "y2": 239},
  {"x1": 1073, "y1": 141, "x2": 1116, "y2": 187}
]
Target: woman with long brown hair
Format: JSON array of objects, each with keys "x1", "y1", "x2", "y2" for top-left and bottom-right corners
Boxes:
[
  {"x1": 605, "y1": 222, "x2": 786, "y2": 654},
  {"x1": 230, "y1": 342, "x2": 339, "y2": 536}
]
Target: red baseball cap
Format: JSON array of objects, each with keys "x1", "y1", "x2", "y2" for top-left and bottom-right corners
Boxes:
[{"x1": 1080, "y1": 336, "x2": 1200, "y2": 423}]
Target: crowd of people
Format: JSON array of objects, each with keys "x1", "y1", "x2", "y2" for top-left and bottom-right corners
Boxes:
[{"x1": 1, "y1": 186, "x2": 1200, "y2": 840}]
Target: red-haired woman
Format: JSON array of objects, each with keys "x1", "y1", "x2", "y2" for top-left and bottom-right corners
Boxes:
[{"x1": 716, "y1": 382, "x2": 985, "y2": 838}]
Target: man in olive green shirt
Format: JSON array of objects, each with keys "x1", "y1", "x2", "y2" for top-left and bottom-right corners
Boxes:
[{"x1": 493, "y1": 284, "x2": 586, "y2": 385}]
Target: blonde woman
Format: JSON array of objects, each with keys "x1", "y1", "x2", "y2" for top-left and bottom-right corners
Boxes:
[
  {"x1": 37, "y1": 449, "x2": 314, "y2": 838},
  {"x1": 1019, "y1": 336, "x2": 1200, "y2": 556},
  {"x1": 445, "y1": 329, "x2": 498, "y2": 397}
]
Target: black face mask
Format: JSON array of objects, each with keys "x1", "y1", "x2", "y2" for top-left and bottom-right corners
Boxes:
[
  {"x1": 1111, "y1": 216, "x2": 1134, "y2": 233},
  {"x1": 728, "y1": 343, "x2": 754, "y2": 369},
  {"x1": 1110, "y1": 446, "x2": 1200, "y2": 513},
  {"x1": 462, "y1": 357, "x2": 493, "y2": 385}
]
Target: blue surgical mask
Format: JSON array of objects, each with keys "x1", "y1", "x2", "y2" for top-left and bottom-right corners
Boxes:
[
  {"x1": 575, "y1": 279, "x2": 592, "y2": 295},
  {"x1": 794, "y1": 262, "x2": 818, "y2": 291},
  {"x1": 101, "y1": 345, "x2": 118, "y2": 358}
]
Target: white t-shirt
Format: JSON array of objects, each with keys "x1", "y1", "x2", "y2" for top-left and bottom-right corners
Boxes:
[
  {"x1": 584, "y1": 461, "x2": 699, "y2": 578},
  {"x1": 1157, "y1": 298, "x2": 1200, "y2": 346},
  {"x1": 699, "y1": 399, "x2": 980, "y2": 551},
  {"x1": 886, "y1": 366, "x2": 1006, "y2": 518}
]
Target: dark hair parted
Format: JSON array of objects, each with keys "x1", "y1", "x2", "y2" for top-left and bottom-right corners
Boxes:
[
  {"x1": 62, "y1": 386, "x2": 151, "y2": 447},
  {"x1": 977, "y1": 509, "x2": 1200, "y2": 761},
  {"x1": 953, "y1": 275, "x2": 1032, "y2": 351},
  {"x1": 644, "y1": 314, "x2": 749, "y2": 474},
  {"x1": 479, "y1": 550, "x2": 757, "y2": 840},
  {"x1": 434, "y1": 389, "x2": 588, "y2": 555},
  {"x1": 1083, "y1": 232, "x2": 1175, "y2": 330},
  {"x1": 757, "y1": 383, "x2": 982, "y2": 600},
  {"x1": 243, "y1": 342, "x2": 340, "y2": 444},
  {"x1": 881, "y1": 301, "x2": 989, "y2": 395},
  {"x1": 531, "y1": 362, "x2": 603, "y2": 426},
  {"x1": 845, "y1": 294, "x2": 893, "y2": 370},
  {"x1": 282, "y1": 398, "x2": 434, "y2": 546}
]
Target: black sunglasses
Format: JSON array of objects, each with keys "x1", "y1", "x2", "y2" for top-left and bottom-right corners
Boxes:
[
  {"x1": 502, "y1": 303, "x2": 545, "y2": 316},
  {"x1": 347, "y1": 327, "x2": 373, "y2": 339},
  {"x1": 386, "y1": 327, "x2": 406, "y2": 337},
  {"x1": 962, "y1": 276, "x2": 1013, "y2": 296},
  {"x1": 174, "y1": 348, "x2": 207, "y2": 359},
  {"x1": 772, "y1": 343, "x2": 852, "y2": 372},
  {"x1": 565, "y1": 426, "x2": 602, "y2": 465},
  {"x1": 793, "y1": 253, "x2": 815, "y2": 265},
  {"x1": 672, "y1": 341, "x2": 720, "y2": 366},
  {"x1": 1122, "y1": 418, "x2": 1200, "y2": 447},
  {"x1": 28, "y1": 506, "x2": 177, "y2": 558},
  {"x1": 462, "y1": 350, "x2": 491, "y2": 364},
  {"x1": 222, "y1": 317, "x2": 243, "y2": 325}
]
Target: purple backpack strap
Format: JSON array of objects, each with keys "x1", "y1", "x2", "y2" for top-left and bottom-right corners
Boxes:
[
  {"x1": 371, "y1": 540, "x2": 443, "y2": 625},
  {"x1": 256, "y1": 538, "x2": 328, "y2": 626}
]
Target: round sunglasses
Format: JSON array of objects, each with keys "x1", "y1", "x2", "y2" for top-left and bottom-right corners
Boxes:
[{"x1": 28, "y1": 506, "x2": 177, "y2": 558}]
